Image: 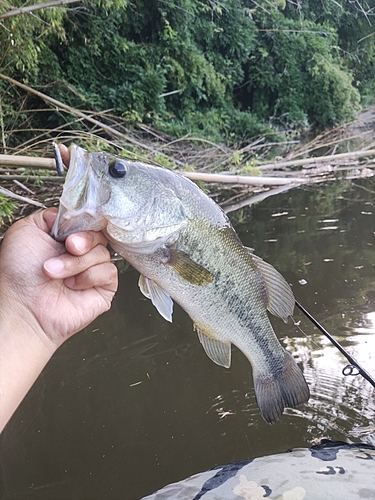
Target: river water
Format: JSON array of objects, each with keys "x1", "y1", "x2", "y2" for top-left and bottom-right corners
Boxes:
[{"x1": 1, "y1": 178, "x2": 375, "y2": 499}]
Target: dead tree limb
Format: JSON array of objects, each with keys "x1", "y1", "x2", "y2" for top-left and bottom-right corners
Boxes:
[{"x1": 0, "y1": 73, "x2": 184, "y2": 166}]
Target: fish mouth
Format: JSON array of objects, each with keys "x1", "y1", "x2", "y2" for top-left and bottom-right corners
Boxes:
[
  {"x1": 52, "y1": 144, "x2": 108, "y2": 241},
  {"x1": 52, "y1": 205, "x2": 105, "y2": 242}
]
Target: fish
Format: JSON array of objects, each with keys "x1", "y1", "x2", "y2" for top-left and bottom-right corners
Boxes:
[{"x1": 52, "y1": 144, "x2": 310, "y2": 424}]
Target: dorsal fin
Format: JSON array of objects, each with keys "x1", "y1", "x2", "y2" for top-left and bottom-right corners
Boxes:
[{"x1": 246, "y1": 249, "x2": 294, "y2": 322}]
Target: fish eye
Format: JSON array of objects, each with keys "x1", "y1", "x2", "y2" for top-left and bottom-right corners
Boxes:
[{"x1": 108, "y1": 160, "x2": 127, "y2": 179}]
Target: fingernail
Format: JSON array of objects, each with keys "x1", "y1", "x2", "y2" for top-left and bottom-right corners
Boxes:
[
  {"x1": 44, "y1": 258, "x2": 65, "y2": 275},
  {"x1": 71, "y1": 235, "x2": 87, "y2": 252},
  {"x1": 71, "y1": 234, "x2": 87, "y2": 252}
]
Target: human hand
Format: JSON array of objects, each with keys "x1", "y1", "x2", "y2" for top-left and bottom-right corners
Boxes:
[{"x1": 0, "y1": 207, "x2": 118, "y2": 350}]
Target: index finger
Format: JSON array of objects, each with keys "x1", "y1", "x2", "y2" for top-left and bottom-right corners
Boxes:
[{"x1": 65, "y1": 231, "x2": 109, "y2": 256}]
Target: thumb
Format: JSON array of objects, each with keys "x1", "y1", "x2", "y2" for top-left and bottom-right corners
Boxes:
[{"x1": 26, "y1": 208, "x2": 58, "y2": 234}]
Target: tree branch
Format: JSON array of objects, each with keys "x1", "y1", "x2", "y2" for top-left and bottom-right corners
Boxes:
[
  {"x1": 0, "y1": 0, "x2": 81, "y2": 20},
  {"x1": 0, "y1": 72, "x2": 184, "y2": 165}
]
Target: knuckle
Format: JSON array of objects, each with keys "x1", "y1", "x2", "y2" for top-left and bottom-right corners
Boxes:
[
  {"x1": 60, "y1": 254, "x2": 83, "y2": 274},
  {"x1": 90, "y1": 230, "x2": 107, "y2": 247},
  {"x1": 96, "y1": 244, "x2": 111, "y2": 261},
  {"x1": 74, "y1": 254, "x2": 87, "y2": 269},
  {"x1": 98, "y1": 232, "x2": 109, "y2": 246},
  {"x1": 75, "y1": 267, "x2": 96, "y2": 288},
  {"x1": 108, "y1": 264, "x2": 118, "y2": 282},
  {"x1": 104, "y1": 299, "x2": 112, "y2": 312}
]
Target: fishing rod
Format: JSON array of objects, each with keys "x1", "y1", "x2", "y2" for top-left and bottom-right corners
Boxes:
[{"x1": 295, "y1": 300, "x2": 375, "y2": 389}]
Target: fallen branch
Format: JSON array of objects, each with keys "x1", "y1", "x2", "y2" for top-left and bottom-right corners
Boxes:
[
  {"x1": 0, "y1": 155, "x2": 55, "y2": 169},
  {"x1": 258, "y1": 149, "x2": 375, "y2": 170},
  {"x1": 180, "y1": 172, "x2": 304, "y2": 185},
  {"x1": 13, "y1": 179, "x2": 35, "y2": 194},
  {"x1": 0, "y1": 186, "x2": 46, "y2": 208},
  {"x1": 0, "y1": 73, "x2": 184, "y2": 166},
  {"x1": 0, "y1": 175, "x2": 64, "y2": 183},
  {"x1": 222, "y1": 185, "x2": 296, "y2": 213},
  {"x1": 0, "y1": 153, "x2": 303, "y2": 185},
  {"x1": 1, "y1": 146, "x2": 373, "y2": 185}
]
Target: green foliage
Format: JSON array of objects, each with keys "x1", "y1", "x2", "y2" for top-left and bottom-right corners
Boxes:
[
  {"x1": 0, "y1": 1, "x2": 66, "y2": 81},
  {"x1": 0, "y1": 0, "x2": 373, "y2": 149},
  {"x1": 241, "y1": 13, "x2": 360, "y2": 128},
  {"x1": 155, "y1": 108, "x2": 271, "y2": 143},
  {"x1": 307, "y1": 54, "x2": 360, "y2": 125},
  {"x1": 55, "y1": 0, "x2": 256, "y2": 124},
  {"x1": 0, "y1": 195, "x2": 17, "y2": 223}
]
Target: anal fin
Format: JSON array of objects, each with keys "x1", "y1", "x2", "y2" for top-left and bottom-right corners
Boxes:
[
  {"x1": 138, "y1": 275, "x2": 173, "y2": 322},
  {"x1": 195, "y1": 325, "x2": 231, "y2": 369}
]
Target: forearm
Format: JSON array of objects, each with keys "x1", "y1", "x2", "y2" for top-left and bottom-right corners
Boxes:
[
  {"x1": 0, "y1": 306, "x2": 56, "y2": 433},
  {"x1": 0, "y1": 210, "x2": 117, "y2": 433}
]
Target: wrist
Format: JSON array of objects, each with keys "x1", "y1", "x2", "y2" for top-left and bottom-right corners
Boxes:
[
  {"x1": 0, "y1": 293, "x2": 58, "y2": 357},
  {"x1": 0, "y1": 295, "x2": 57, "y2": 432}
]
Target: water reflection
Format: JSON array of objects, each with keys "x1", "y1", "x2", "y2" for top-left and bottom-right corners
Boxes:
[
  {"x1": 1, "y1": 179, "x2": 375, "y2": 499},
  {"x1": 290, "y1": 307, "x2": 375, "y2": 445}
]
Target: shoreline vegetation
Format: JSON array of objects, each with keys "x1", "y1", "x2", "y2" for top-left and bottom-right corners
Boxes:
[
  {"x1": 1, "y1": 99, "x2": 375, "y2": 236},
  {"x1": 2, "y1": 0, "x2": 375, "y2": 231}
]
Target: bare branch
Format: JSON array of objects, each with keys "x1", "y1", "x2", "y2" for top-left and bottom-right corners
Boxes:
[
  {"x1": 180, "y1": 171, "x2": 304, "y2": 185},
  {"x1": 0, "y1": 186, "x2": 46, "y2": 208},
  {"x1": 0, "y1": 72, "x2": 184, "y2": 165},
  {"x1": 0, "y1": 0, "x2": 81, "y2": 20}
]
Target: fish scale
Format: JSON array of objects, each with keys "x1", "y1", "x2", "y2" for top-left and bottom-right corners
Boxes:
[{"x1": 53, "y1": 144, "x2": 310, "y2": 424}]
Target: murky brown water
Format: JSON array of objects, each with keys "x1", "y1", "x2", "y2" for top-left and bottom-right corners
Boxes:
[{"x1": 1, "y1": 179, "x2": 375, "y2": 499}]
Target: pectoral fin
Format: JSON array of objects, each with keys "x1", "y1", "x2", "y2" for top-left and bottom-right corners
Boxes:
[
  {"x1": 247, "y1": 249, "x2": 294, "y2": 322},
  {"x1": 194, "y1": 325, "x2": 231, "y2": 368},
  {"x1": 138, "y1": 275, "x2": 173, "y2": 322},
  {"x1": 167, "y1": 250, "x2": 213, "y2": 286}
]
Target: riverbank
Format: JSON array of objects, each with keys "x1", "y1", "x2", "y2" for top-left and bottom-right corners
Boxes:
[{"x1": 1, "y1": 107, "x2": 375, "y2": 236}]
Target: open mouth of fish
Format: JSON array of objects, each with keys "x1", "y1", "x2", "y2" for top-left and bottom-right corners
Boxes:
[{"x1": 51, "y1": 144, "x2": 108, "y2": 241}]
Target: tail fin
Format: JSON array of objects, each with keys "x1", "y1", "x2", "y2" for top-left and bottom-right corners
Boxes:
[{"x1": 253, "y1": 351, "x2": 310, "y2": 424}]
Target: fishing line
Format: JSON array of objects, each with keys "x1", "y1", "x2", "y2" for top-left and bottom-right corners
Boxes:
[
  {"x1": 291, "y1": 315, "x2": 327, "y2": 358},
  {"x1": 295, "y1": 300, "x2": 375, "y2": 389}
]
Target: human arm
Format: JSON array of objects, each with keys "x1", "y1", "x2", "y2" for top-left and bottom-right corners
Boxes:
[{"x1": 0, "y1": 208, "x2": 118, "y2": 432}]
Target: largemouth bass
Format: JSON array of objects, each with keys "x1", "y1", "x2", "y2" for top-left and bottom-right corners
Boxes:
[{"x1": 52, "y1": 144, "x2": 309, "y2": 424}]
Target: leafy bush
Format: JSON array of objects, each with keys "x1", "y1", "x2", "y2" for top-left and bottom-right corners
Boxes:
[{"x1": 0, "y1": 0, "x2": 370, "y2": 148}]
